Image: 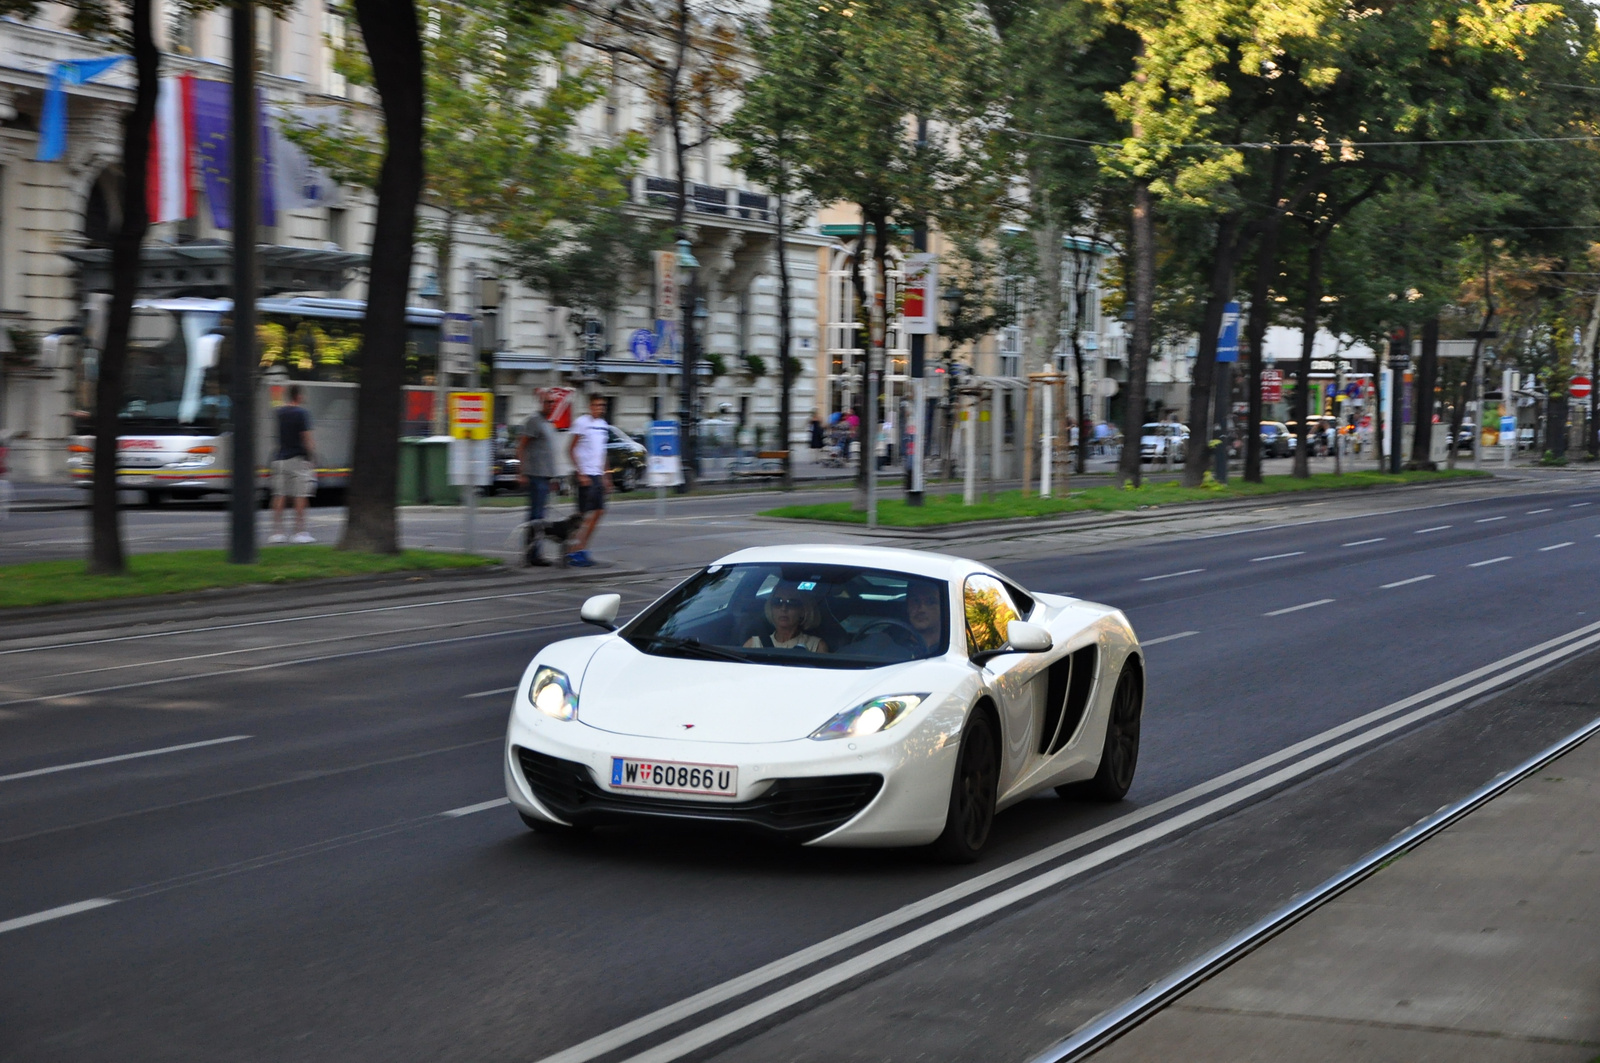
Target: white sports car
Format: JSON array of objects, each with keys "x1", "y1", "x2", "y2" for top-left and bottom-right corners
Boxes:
[{"x1": 504, "y1": 545, "x2": 1143, "y2": 861}]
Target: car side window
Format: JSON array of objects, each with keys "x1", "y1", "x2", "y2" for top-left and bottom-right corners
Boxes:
[{"x1": 963, "y1": 574, "x2": 1019, "y2": 656}]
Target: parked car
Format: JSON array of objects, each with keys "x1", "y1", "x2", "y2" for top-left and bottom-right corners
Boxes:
[
  {"x1": 1259, "y1": 421, "x2": 1292, "y2": 458},
  {"x1": 1284, "y1": 418, "x2": 1336, "y2": 456},
  {"x1": 606, "y1": 425, "x2": 646, "y2": 492},
  {"x1": 1450, "y1": 422, "x2": 1477, "y2": 451},
  {"x1": 495, "y1": 423, "x2": 648, "y2": 495},
  {"x1": 1139, "y1": 423, "x2": 1189, "y2": 464}
]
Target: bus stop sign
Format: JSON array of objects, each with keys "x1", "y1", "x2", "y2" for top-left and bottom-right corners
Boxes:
[{"x1": 448, "y1": 390, "x2": 493, "y2": 440}]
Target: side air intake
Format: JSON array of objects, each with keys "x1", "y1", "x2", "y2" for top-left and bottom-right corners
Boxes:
[{"x1": 1039, "y1": 644, "x2": 1099, "y2": 755}]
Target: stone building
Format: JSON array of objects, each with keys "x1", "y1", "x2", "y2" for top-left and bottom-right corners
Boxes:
[{"x1": 0, "y1": 1, "x2": 827, "y2": 482}]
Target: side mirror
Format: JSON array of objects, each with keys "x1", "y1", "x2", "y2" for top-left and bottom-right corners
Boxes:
[
  {"x1": 971, "y1": 620, "x2": 1052, "y2": 667},
  {"x1": 1006, "y1": 620, "x2": 1053, "y2": 653},
  {"x1": 580, "y1": 593, "x2": 621, "y2": 631}
]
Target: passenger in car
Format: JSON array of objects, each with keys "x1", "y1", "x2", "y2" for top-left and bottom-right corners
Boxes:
[
  {"x1": 905, "y1": 581, "x2": 945, "y2": 651},
  {"x1": 745, "y1": 582, "x2": 831, "y2": 652}
]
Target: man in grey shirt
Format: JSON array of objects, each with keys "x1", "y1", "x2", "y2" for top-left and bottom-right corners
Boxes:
[{"x1": 518, "y1": 396, "x2": 560, "y2": 566}]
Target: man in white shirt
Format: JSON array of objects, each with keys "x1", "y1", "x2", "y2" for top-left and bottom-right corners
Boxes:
[{"x1": 565, "y1": 393, "x2": 612, "y2": 567}]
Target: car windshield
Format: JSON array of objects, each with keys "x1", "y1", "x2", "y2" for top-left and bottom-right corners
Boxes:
[{"x1": 622, "y1": 563, "x2": 951, "y2": 669}]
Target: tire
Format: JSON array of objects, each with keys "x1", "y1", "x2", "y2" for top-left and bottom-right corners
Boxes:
[
  {"x1": 930, "y1": 707, "x2": 1000, "y2": 863},
  {"x1": 1059, "y1": 662, "x2": 1142, "y2": 802},
  {"x1": 143, "y1": 489, "x2": 165, "y2": 507},
  {"x1": 519, "y1": 811, "x2": 589, "y2": 836},
  {"x1": 616, "y1": 465, "x2": 638, "y2": 493}
]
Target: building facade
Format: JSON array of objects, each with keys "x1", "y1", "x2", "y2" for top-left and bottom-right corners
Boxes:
[{"x1": 0, "y1": 1, "x2": 827, "y2": 482}]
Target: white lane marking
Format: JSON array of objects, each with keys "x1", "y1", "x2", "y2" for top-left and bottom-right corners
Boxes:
[
  {"x1": 1541, "y1": 542, "x2": 1574, "y2": 552},
  {"x1": 1572, "y1": 502, "x2": 1592, "y2": 508},
  {"x1": 0, "y1": 735, "x2": 251, "y2": 784},
  {"x1": 592, "y1": 622, "x2": 1600, "y2": 1063},
  {"x1": 1342, "y1": 538, "x2": 1386, "y2": 547},
  {"x1": 0, "y1": 627, "x2": 542, "y2": 710},
  {"x1": 1475, "y1": 516, "x2": 1506, "y2": 523},
  {"x1": 463, "y1": 686, "x2": 517, "y2": 700},
  {"x1": 1469, "y1": 557, "x2": 1512, "y2": 568},
  {"x1": 1264, "y1": 599, "x2": 1334, "y2": 617},
  {"x1": 0, "y1": 585, "x2": 601, "y2": 658},
  {"x1": 441, "y1": 798, "x2": 510, "y2": 817},
  {"x1": 1382, "y1": 575, "x2": 1435, "y2": 589},
  {"x1": 1528, "y1": 508, "x2": 1553, "y2": 514},
  {"x1": 0, "y1": 899, "x2": 117, "y2": 935},
  {"x1": 1139, "y1": 568, "x2": 1204, "y2": 582},
  {"x1": 1250, "y1": 552, "x2": 1304, "y2": 562},
  {"x1": 1414, "y1": 525, "x2": 1452, "y2": 534},
  {"x1": 1141, "y1": 631, "x2": 1199, "y2": 647}
]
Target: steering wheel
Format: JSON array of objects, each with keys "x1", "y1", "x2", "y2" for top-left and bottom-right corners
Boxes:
[{"x1": 854, "y1": 617, "x2": 929, "y2": 653}]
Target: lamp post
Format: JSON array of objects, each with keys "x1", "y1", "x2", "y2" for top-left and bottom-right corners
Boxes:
[{"x1": 676, "y1": 238, "x2": 700, "y2": 491}]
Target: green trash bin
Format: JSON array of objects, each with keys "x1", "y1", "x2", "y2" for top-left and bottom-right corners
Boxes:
[
  {"x1": 417, "y1": 435, "x2": 453, "y2": 504},
  {"x1": 397, "y1": 438, "x2": 423, "y2": 506}
]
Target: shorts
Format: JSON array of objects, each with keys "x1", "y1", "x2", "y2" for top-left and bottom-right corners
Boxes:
[
  {"x1": 577, "y1": 478, "x2": 607, "y2": 514},
  {"x1": 271, "y1": 456, "x2": 315, "y2": 499}
]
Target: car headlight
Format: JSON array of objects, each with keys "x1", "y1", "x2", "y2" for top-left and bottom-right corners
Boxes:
[
  {"x1": 810, "y1": 694, "x2": 927, "y2": 740},
  {"x1": 527, "y1": 665, "x2": 578, "y2": 721}
]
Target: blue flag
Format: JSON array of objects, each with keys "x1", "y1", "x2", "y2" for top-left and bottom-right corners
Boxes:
[{"x1": 37, "y1": 56, "x2": 128, "y2": 162}]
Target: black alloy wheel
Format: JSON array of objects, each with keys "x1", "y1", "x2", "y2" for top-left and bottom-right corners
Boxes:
[
  {"x1": 1060, "y1": 664, "x2": 1142, "y2": 802},
  {"x1": 930, "y1": 708, "x2": 999, "y2": 863}
]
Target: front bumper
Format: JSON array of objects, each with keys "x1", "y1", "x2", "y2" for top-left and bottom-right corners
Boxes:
[{"x1": 504, "y1": 704, "x2": 964, "y2": 848}]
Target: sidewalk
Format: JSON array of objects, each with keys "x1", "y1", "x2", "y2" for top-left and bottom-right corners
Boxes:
[{"x1": 1092, "y1": 732, "x2": 1600, "y2": 1062}]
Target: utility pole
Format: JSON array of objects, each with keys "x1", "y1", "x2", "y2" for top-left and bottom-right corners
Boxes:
[
  {"x1": 228, "y1": 0, "x2": 257, "y2": 565},
  {"x1": 1389, "y1": 327, "x2": 1409, "y2": 475}
]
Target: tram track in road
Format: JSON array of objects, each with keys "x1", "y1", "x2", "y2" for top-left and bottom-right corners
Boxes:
[
  {"x1": 6, "y1": 618, "x2": 1600, "y2": 1063},
  {"x1": 526, "y1": 616, "x2": 1600, "y2": 1063}
]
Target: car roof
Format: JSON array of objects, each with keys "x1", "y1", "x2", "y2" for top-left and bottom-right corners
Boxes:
[{"x1": 712, "y1": 544, "x2": 1000, "y2": 583}]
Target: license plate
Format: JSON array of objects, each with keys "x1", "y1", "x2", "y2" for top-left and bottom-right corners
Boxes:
[{"x1": 610, "y1": 757, "x2": 737, "y2": 797}]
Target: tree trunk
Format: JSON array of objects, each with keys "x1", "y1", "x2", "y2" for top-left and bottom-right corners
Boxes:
[
  {"x1": 1029, "y1": 171, "x2": 1063, "y2": 492},
  {"x1": 90, "y1": 0, "x2": 160, "y2": 575},
  {"x1": 1292, "y1": 231, "x2": 1325, "y2": 479},
  {"x1": 1409, "y1": 316, "x2": 1439, "y2": 469},
  {"x1": 1181, "y1": 213, "x2": 1243, "y2": 488},
  {"x1": 1243, "y1": 150, "x2": 1289, "y2": 484},
  {"x1": 863, "y1": 211, "x2": 892, "y2": 509},
  {"x1": 1582, "y1": 282, "x2": 1599, "y2": 461},
  {"x1": 1450, "y1": 273, "x2": 1494, "y2": 472},
  {"x1": 341, "y1": 0, "x2": 424, "y2": 554},
  {"x1": 1118, "y1": 181, "x2": 1155, "y2": 487},
  {"x1": 775, "y1": 182, "x2": 793, "y2": 490},
  {"x1": 1069, "y1": 228, "x2": 1102, "y2": 476},
  {"x1": 666, "y1": 47, "x2": 697, "y2": 490}
]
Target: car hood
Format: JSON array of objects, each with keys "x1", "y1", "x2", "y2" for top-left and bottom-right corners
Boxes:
[{"x1": 575, "y1": 638, "x2": 938, "y2": 744}]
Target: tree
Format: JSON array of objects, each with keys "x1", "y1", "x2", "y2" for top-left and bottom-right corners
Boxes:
[
  {"x1": 294, "y1": 0, "x2": 637, "y2": 550},
  {"x1": 726, "y1": 0, "x2": 819, "y2": 490},
  {"x1": 0, "y1": 0, "x2": 288, "y2": 572},
  {"x1": 568, "y1": 0, "x2": 745, "y2": 488},
  {"x1": 740, "y1": 0, "x2": 1010, "y2": 507}
]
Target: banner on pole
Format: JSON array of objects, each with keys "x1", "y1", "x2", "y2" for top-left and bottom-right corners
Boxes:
[{"x1": 902, "y1": 254, "x2": 938, "y2": 335}]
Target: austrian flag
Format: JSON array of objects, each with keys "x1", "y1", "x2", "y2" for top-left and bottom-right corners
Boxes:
[{"x1": 146, "y1": 74, "x2": 195, "y2": 224}]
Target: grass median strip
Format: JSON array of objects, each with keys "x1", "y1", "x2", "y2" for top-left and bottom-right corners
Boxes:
[
  {"x1": 0, "y1": 547, "x2": 496, "y2": 609},
  {"x1": 759, "y1": 469, "x2": 1488, "y2": 527}
]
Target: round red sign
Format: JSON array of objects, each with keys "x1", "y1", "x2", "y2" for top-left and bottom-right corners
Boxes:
[{"x1": 1572, "y1": 376, "x2": 1592, "y2": 400}]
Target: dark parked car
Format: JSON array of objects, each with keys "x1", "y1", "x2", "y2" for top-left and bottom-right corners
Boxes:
[
  {"x1": 1259, "y1": 421, "x2": 1292, "y2": 458},
  {"x1": 490, "y1": 424, "x2": 648, "y2": 494}
]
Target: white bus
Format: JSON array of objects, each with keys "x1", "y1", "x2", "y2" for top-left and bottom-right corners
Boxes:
[{"x1": 69, "y1": 297, "x2": 446, "y2": 503}]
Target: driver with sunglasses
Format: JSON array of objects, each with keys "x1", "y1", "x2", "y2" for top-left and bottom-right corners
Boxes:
[{"x1": 744, "y1": 581, "x2": 831, "y2": 653}]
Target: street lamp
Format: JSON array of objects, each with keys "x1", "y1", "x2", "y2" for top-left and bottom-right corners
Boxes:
[{"x1": 676, "y1": 237, "x2": 700, "y2": 490}]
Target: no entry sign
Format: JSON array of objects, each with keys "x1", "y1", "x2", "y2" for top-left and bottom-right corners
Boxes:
[{"x1": 1571, "y1": 376, "x2": 1592, "y2": 400}]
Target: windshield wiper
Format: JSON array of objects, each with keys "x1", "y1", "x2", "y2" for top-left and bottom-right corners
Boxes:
[{"x1": 628, "y1": 634, "x2": 756, "y2": 664}]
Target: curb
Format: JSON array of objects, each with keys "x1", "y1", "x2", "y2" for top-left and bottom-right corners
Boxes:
[
  {"x1": 0, "y1": 558, "x2": 648, "y2": 630},
  {"x1": 755, "y1": 475, "x2": 1497, "y2": 541}
]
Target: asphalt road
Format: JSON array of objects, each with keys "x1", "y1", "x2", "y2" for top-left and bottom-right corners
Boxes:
[{"x1": 3, "y1": 472, "x2": 1599, "y2": 1062}]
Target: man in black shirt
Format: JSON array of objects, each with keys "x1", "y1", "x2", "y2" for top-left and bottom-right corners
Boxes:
[{"x1": 269, "y1": 385, "x2": 316, "y2": 544}]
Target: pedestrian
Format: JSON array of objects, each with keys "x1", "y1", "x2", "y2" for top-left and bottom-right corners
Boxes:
[
  {"x1": 268, "y1": 384, "x2": 315, "y2": 544},
  {"x1": 518, "y1": 393, "x2": 560, "y2": 566},
  {"x1": 565, "y1": 392, "x2": 611, "y2": 567},
  {"x1": 809, "y1": 416, "x2": 825, "y2": 450}
]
